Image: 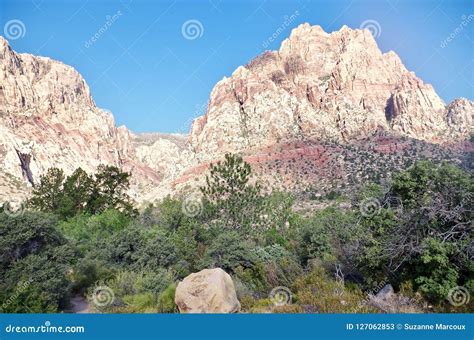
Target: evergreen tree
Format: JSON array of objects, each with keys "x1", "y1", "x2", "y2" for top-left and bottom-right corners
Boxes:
[
  {"x1": 59, "y1": 168, "x2": 94, "y2": 218},
  {"x1": 89, "y1": 165, "x2": 135, "y2": 215},
  {"x1": 200, "y1": 153, "x2": 265, "y2": 235},
  {"x1": 29, "y1": 165, "x2": 136, "y2": 218},
  {"x1": 29, "y1": 168, "x2": 65, "y2": 212}
]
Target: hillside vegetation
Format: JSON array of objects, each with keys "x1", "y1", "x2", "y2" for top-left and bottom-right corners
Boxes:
[{"x1": 0, "y1": 156, "x2": 472, "y2": 313}]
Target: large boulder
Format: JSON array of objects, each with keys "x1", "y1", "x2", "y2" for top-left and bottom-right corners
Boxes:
[{"x1": 175, "y1": 268, "x2": 241, "y2": 313}]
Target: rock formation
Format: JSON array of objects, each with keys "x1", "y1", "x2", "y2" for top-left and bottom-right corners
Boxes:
[
  {"x1": 0, "y1": 23, "x2": 472, "y2": 204},
  {"x1": 174, "y1": 268, "x2": 241, "y2": 313},
  {"x1": 368, "y1": 284, "x2": 423, "y2": 313},
  {"x1": 189, "y1": 24, "x2": 472, "y2": 161},
  {"x1": 0, "y1": 36, "x2": 162, "y2": 202}
]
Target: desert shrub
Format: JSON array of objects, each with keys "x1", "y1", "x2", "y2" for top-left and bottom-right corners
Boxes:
[
  {"x1": 94, "y1": 269, "x2": 174, "y2": 313},
  {"x1": 356, "y1": 161, "x2": 473, "y2": 304},
  {"x1": 138, "y1": 229, "x2": 179, "y2": 270},
  {"x1": 58, "y1": 209, "x2": 130, "y2": 252},
  {"x1": 240, "y1": 296, "x2": 275, "y2": 313},
  {"x1": 0, "y1": 211, "x2": 75, "y2": 313},
  {"x1": 411, "y1": 238, "x2": 461, "y2": 302},
  {"x1": 157, "y1": 283, "x2": 177, "y2": 313},
  {"x1": 170, "y1": 221, "x2": 200, "y2": 272},
  {"x1": 246, "y1": 51, "x2": 277, "y2": 70},
  {"x1": 139, "y1": 269, "x2": 174, "y2": 295},
  {"x1": 104, "y1": 227, "x2": 148, "y2": 268},
  {"x1": 284, "y1": 55, "x2": 306, "y2": 76},
  {"x1": 292, "y1": 267, "x2": 376, "y2": 313},
  {"x1": 251, "y1": 244, "x2": 294, "y2": 262},
  {"x1": 233, "y1": 255, "x2": 303, "y2": 300},
  {"x1": 200, "y1": 231, "x2": 256, "y2": 271},
  {"x1": 355, "y1": 208, "x2": 399, "y2": 286},
  {"x1": 295, "y1": 207, "x2": 360, "y2": 266},
  {"x1": 270, "y1": 70, "x2": 286, "y2": 84},
  {"x1": 0, "y1": 211, "x2": 64, "y2": 273},
  {"x1": 122, "y1": 293, "x2": 156, "y2": 313},
  {"x1": 0, "y1": 245, "x2": 75, "y2": 313},
  {"x1": 153, "y1": 196, "x2": 187, "y2": 231},
  {"x1": 71, "y1": 257, "x2": 115, "y2": 293},
  {"x1": 102, "y1": 226, "x2": 180, "y2": 272}
]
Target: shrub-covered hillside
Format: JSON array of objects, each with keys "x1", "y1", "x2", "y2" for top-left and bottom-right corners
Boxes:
[{"x1": 0, "y1": 157, "x2": 472, "y2": 313}]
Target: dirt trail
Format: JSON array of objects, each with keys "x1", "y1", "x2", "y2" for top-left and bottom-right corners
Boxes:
[{"x1": 69, "y1": 295, "x2": 90, "y2": 313}]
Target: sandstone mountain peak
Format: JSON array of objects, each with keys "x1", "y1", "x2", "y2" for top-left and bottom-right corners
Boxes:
[{"x1": 189, "y1": 23, "x2": 472, "y2": 160}]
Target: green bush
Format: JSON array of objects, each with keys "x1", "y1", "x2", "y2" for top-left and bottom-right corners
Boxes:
[
  {"x1": 292, "y1": 266, "x2": 376, "y2": 313},
  {"x1": 200, "y1": 231, "x2": 256, "y2": 271},
  {"x1": 0, "y1": 211, "x2": 75, "y2": 313},
  {"x1": 0, "y1": 245, "x2": 75, "y2": 313},
  {"x1": 71, "y1": 257, "x2": 115, "y2": 294},
  {"x1": 0, "y1": 212, "x2": 64, "y2": 272},
  {"x1": 158, "y1": 283, "x2": 177, "y2": 313},
  {"x1": 58, "y1": 210, "x2": 130, "y2": 252},
  {"x1": 92, "y1": 269, "x2": 174, "y2": 313},
  {"x1": 358, "y1": 161, "x2": 473, "y2": 303}
]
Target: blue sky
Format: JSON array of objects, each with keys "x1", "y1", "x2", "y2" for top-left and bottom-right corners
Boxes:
[{"x1": 1, "y1": 0, "x2": 473, "y2": 133}]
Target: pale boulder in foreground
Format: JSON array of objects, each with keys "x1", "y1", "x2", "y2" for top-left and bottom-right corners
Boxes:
[{"x1": 175, "y1": 268, "x2": 241, "y2": 313}]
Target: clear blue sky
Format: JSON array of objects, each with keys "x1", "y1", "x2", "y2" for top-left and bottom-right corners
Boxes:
[{"x1": 1, "y1": 0, "x2": 473, "y2": 133}]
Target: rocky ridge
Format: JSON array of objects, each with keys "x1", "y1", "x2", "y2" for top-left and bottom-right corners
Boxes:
[
  {"x1": 0, "y1": 36, "x2": 161, "y2": 202},
  {"x1": 0, "y1": 24, "x2": 472, "y2": 204},
  {"x1": 189, "y1": 23, "x2": 472, "y2": 161}
]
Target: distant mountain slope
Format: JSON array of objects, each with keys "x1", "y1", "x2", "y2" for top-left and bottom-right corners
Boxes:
[{"x1": 0, "y1": 36, "x2": 161, "y2": 201}]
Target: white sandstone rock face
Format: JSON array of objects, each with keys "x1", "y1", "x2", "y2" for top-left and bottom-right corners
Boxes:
[
  {"x1": 0, "y1": 36, "x2": 164, "y2": 202},
  {"x1": 133, "y1": 132, "x2": 194, "y2": 180},
  {"x1": 174, "y1": 268, "x2": 241, "y2": 313},
  {"x1": 445, "y1": 98, "x2": 474, "y2": 136},
  {"x1": 189, "y1": 23, "x2": 472, "y2": 161}
]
